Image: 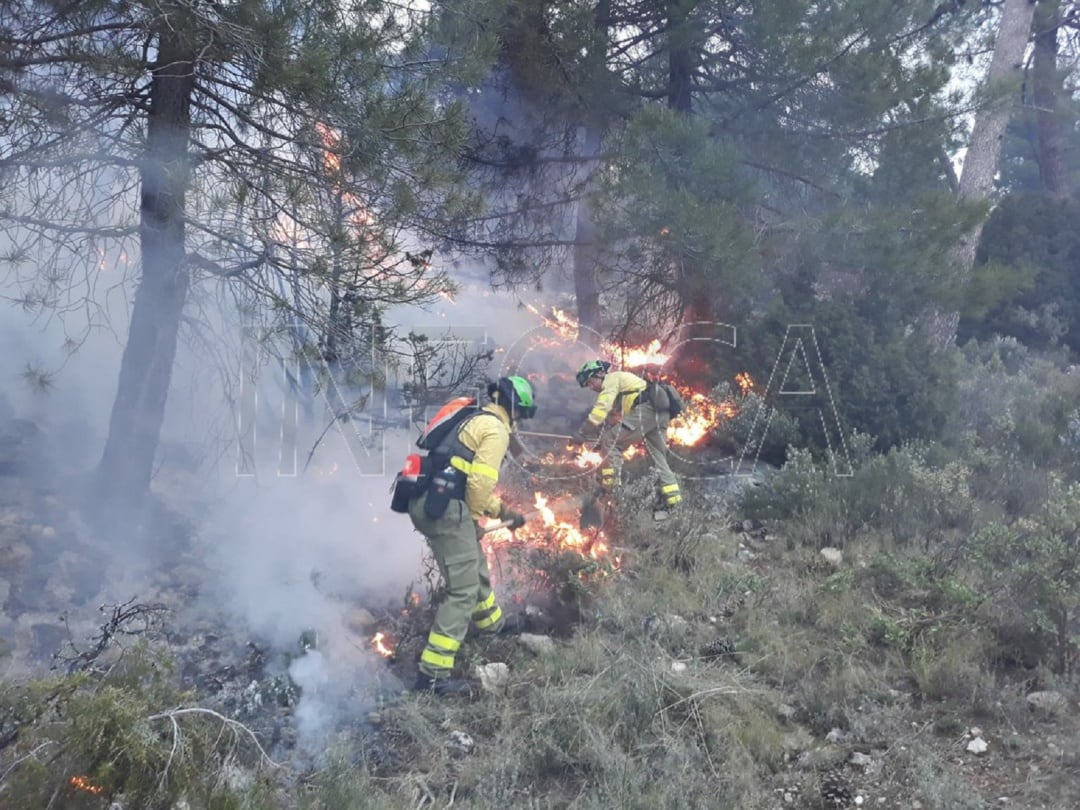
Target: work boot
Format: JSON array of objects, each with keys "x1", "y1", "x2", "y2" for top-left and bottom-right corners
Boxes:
[
  {"x1": 494, "y1": 612, "x2": 526, "y2": 636},
  {"x1": 412, "y1": 673, "x2": 472, "y2": 696}
]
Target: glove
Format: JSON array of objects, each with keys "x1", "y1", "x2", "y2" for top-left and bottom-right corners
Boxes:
[
  {"x1": 499, "y1": 504, "x2": 527, "y2": 529},
  {"x1": 572, "y1": 422, "x2": 598, "y2": 444}
]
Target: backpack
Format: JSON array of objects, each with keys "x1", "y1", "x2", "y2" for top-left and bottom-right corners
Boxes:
[
  {"x1": 644, "y1": 378, "x2": 684, "y2": 419},
  {"x1": 660, "y1": 382, "x2": 685, "y2": 419},
  {"x1": 390, "y1": 395, "x2": 490, "y2": 514}
]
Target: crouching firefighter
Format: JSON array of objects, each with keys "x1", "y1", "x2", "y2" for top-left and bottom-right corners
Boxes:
[
  {"x1": 390, "y1": 376, "x2": 537, "y2": 695},
  {"x1": 572, "y1": 360, "x2": 683, "y2": 517}
]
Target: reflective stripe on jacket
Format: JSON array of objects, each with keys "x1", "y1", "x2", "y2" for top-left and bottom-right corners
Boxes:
[
  {"x1": 455, "y1": 402, "x2": 512, "y2": 520},
  {"x1": 588, "y1": 370, "x2": 648, "y2": 426}
]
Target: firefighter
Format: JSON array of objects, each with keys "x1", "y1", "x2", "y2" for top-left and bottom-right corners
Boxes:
[
  {"x1": 572, "y1": 360, "x2": 683, "y2": 516},
  {"x1": 407, "y1": 376, "x2": 536, "y2": 695}
]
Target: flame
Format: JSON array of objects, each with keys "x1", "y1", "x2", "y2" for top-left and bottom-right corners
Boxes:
[
  {"x1": 69, "y1": 775, "x2": 104, "y2": 795},
  {"x1": 573, "y1": 446, "x2": 604, "y2": 467},
  {"x1": 482, "y1": 492, "x2": 611, "y2": 561},
  {"x1": 371, "y1": 631, "x2": 396, "y2": 658},
  {"x1": 622, "y1": 445, "x2": 641, "y2": 459},
  {"x1": 521, "y1": 305, "x2": 755, "y2": 448},
  {"x1": 613, "y1": 338, "x2": 669, "y2": 368},
  {"x1": 667, "y1": 391, "x2": 725, "y2": 446},
  {"x1": 525, "y1": 304, "x2": 580, "y2": 340},
  {"x1": 316, "y1": 121, "x2": 343, "y2": 176}
]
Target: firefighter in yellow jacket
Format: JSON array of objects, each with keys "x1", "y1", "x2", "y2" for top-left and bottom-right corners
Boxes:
[
  {"x1": 407, "y1": 376, "x2": 535, "y2": 695},
  {"x1": 573, "y1": 360, "x2": 682, "y2": 514}
]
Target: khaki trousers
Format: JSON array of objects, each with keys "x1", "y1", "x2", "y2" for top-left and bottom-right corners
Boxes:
[
  {"x1": 598, "y1": 402, "x2": 682, "y2": 507},
  {"x1": 408, "y1": 492, "x2": 504, "y2": 678}
]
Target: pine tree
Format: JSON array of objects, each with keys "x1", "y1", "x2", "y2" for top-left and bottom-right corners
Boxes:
[{"x1": 0, "y1": 0, "x2": 494, "y2": 504}]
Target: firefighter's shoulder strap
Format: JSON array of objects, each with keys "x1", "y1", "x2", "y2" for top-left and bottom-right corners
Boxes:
[{"x1": 416, "y1": 396, "x2": 479, "y2": 451}]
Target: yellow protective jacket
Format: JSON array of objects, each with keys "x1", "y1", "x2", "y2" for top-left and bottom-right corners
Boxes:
[
  {"x1": 587, "y1": 370, "x2": 648, "y2": 427},
  {"x1": 454, "y1": 402, "x2": 512, "y2": 520}
]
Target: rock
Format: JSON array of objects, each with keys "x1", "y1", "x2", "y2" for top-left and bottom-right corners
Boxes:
[
  {"x1": 474, "y1": 662, "x2": 509, "y2": 692},
  {"x1": 670, "y1": 661, "x2": 688, "y2": 673},
  {"x1": 782, "y1": 727, "x2": 814, "y2": 755},
  {"x1": 1026, "y1": 691, "x2": 1068, "y2": 716},
  {"x1": 518, "y1": 633, "x2": 556, "y2": 655},
  {"x1": 796, "y1": 745, "x2": 843, "y2": 770},
  {"x1": 967, "y1": 737, "x2": 989, "y2": 755},
  {"x1": 849, "y1": 751, "x2": 874, "y2": 770},
  {"x1": 447, "y1": 730, "x2": 474, "y2": 755},
  {"x1": 642, "y1": 613, "x2": 690, "y2": 637},
  {"x1": 820, "y1": 547, "x2": 844, "y2": 567}
]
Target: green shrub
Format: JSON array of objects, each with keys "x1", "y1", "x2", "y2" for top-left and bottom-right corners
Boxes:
[
  {"x1": 0, "y1": 643, "x2": 275, "y2": 809},
  {"x1": 971, "y1": 477, "x2": 1080, "y2": 674},
  {"x1": 739, "y1": 437, "x2": 975, "y2": 553}
]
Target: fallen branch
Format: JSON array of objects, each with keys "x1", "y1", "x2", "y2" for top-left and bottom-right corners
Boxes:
[{"x1": 146, "y1": 707, "x2": 281, "y2": 773}]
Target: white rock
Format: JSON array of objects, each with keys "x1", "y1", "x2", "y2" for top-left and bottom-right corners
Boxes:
[
  {"x1": 447, "y1": 730, "x2": 474, "y2": 754},
  {"x1": 967, "y1": 737, "x2": 989, "y2": 755},
  {"x1": 969, "y1": 727, "x2": 983, "y2": 738},
  {"x1": 474, "y1": 662, "x2": 509, "y2": 691},
  {"x1": 518, "y1": 633, "x2": 556, "y2": 655},
  {"x1": 820, "y1": 547, "x2": 843, "y2": 567},
  {"x1": 671, "y1": 661, "x2": 688, "y2": 673},
  {"x1": 849, "y1": 751, "x2": 873, "y2": 770}
]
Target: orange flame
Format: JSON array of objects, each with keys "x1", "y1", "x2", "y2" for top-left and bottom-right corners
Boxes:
[
  {"x1": 371, "y1": 631, "x2": 396, "y2": 658},
  {"x1": 69, "y1": 775, "x2": 104, "y2": 795},
  {"x1": 525, "y1": 304, "x2": 580, "y2": 339},
  {"x1": 613, "y1": 338, "x2": 669, "y2": 368},
  {"x1": 573, "y1": 446, "x2": 604, "y2": 468},
  {"x1": 482, "y1": 492, "x2": 611, "y2": 561},
  {"x1": 316, "y1": 121, "x2": 343, "y2": 176},
  {"x1": 522, "y1": 305, "x2": 755, "y2": 448}
]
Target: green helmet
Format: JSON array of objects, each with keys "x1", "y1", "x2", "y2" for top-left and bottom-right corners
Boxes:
[
  {"x1": 488, "y1": 375, "x2": 537, "y2": 420},
  {"x1": 576, "y1": 359, "x2": 611, "y2": 387}
]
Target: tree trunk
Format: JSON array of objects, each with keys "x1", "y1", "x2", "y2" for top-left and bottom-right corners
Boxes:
[
  {"x1": 573, "y1": 123, "x2": 603, "y2": 333},
  {"x1": 571, "y1": 0, "x2": 610, "y2": 334},
  {"x1": 666, "y1": 1, "x2": 712, "y2": 378},
  {"x1": 98, "y1": 21, "x2": 195, "y2": 502},
  {"x1": 1033, "y1": 0, "x2": 1066, "y2": 196},
  {"x1": 954, "y1": 0, "x2": 1037, "y2": 269}
]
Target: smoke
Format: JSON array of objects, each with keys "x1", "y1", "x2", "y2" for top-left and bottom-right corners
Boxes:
[{"x1": 0, "y1": 222, "x2": 567, "y2": 750}]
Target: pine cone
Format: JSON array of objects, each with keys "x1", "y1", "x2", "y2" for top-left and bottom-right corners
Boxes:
[
  {"x1": 820, "y1": 767, "x2": 853, "y2": 808},
  {"x1": 699, "y1": 637, "x2": 737, "y2": 659}
]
